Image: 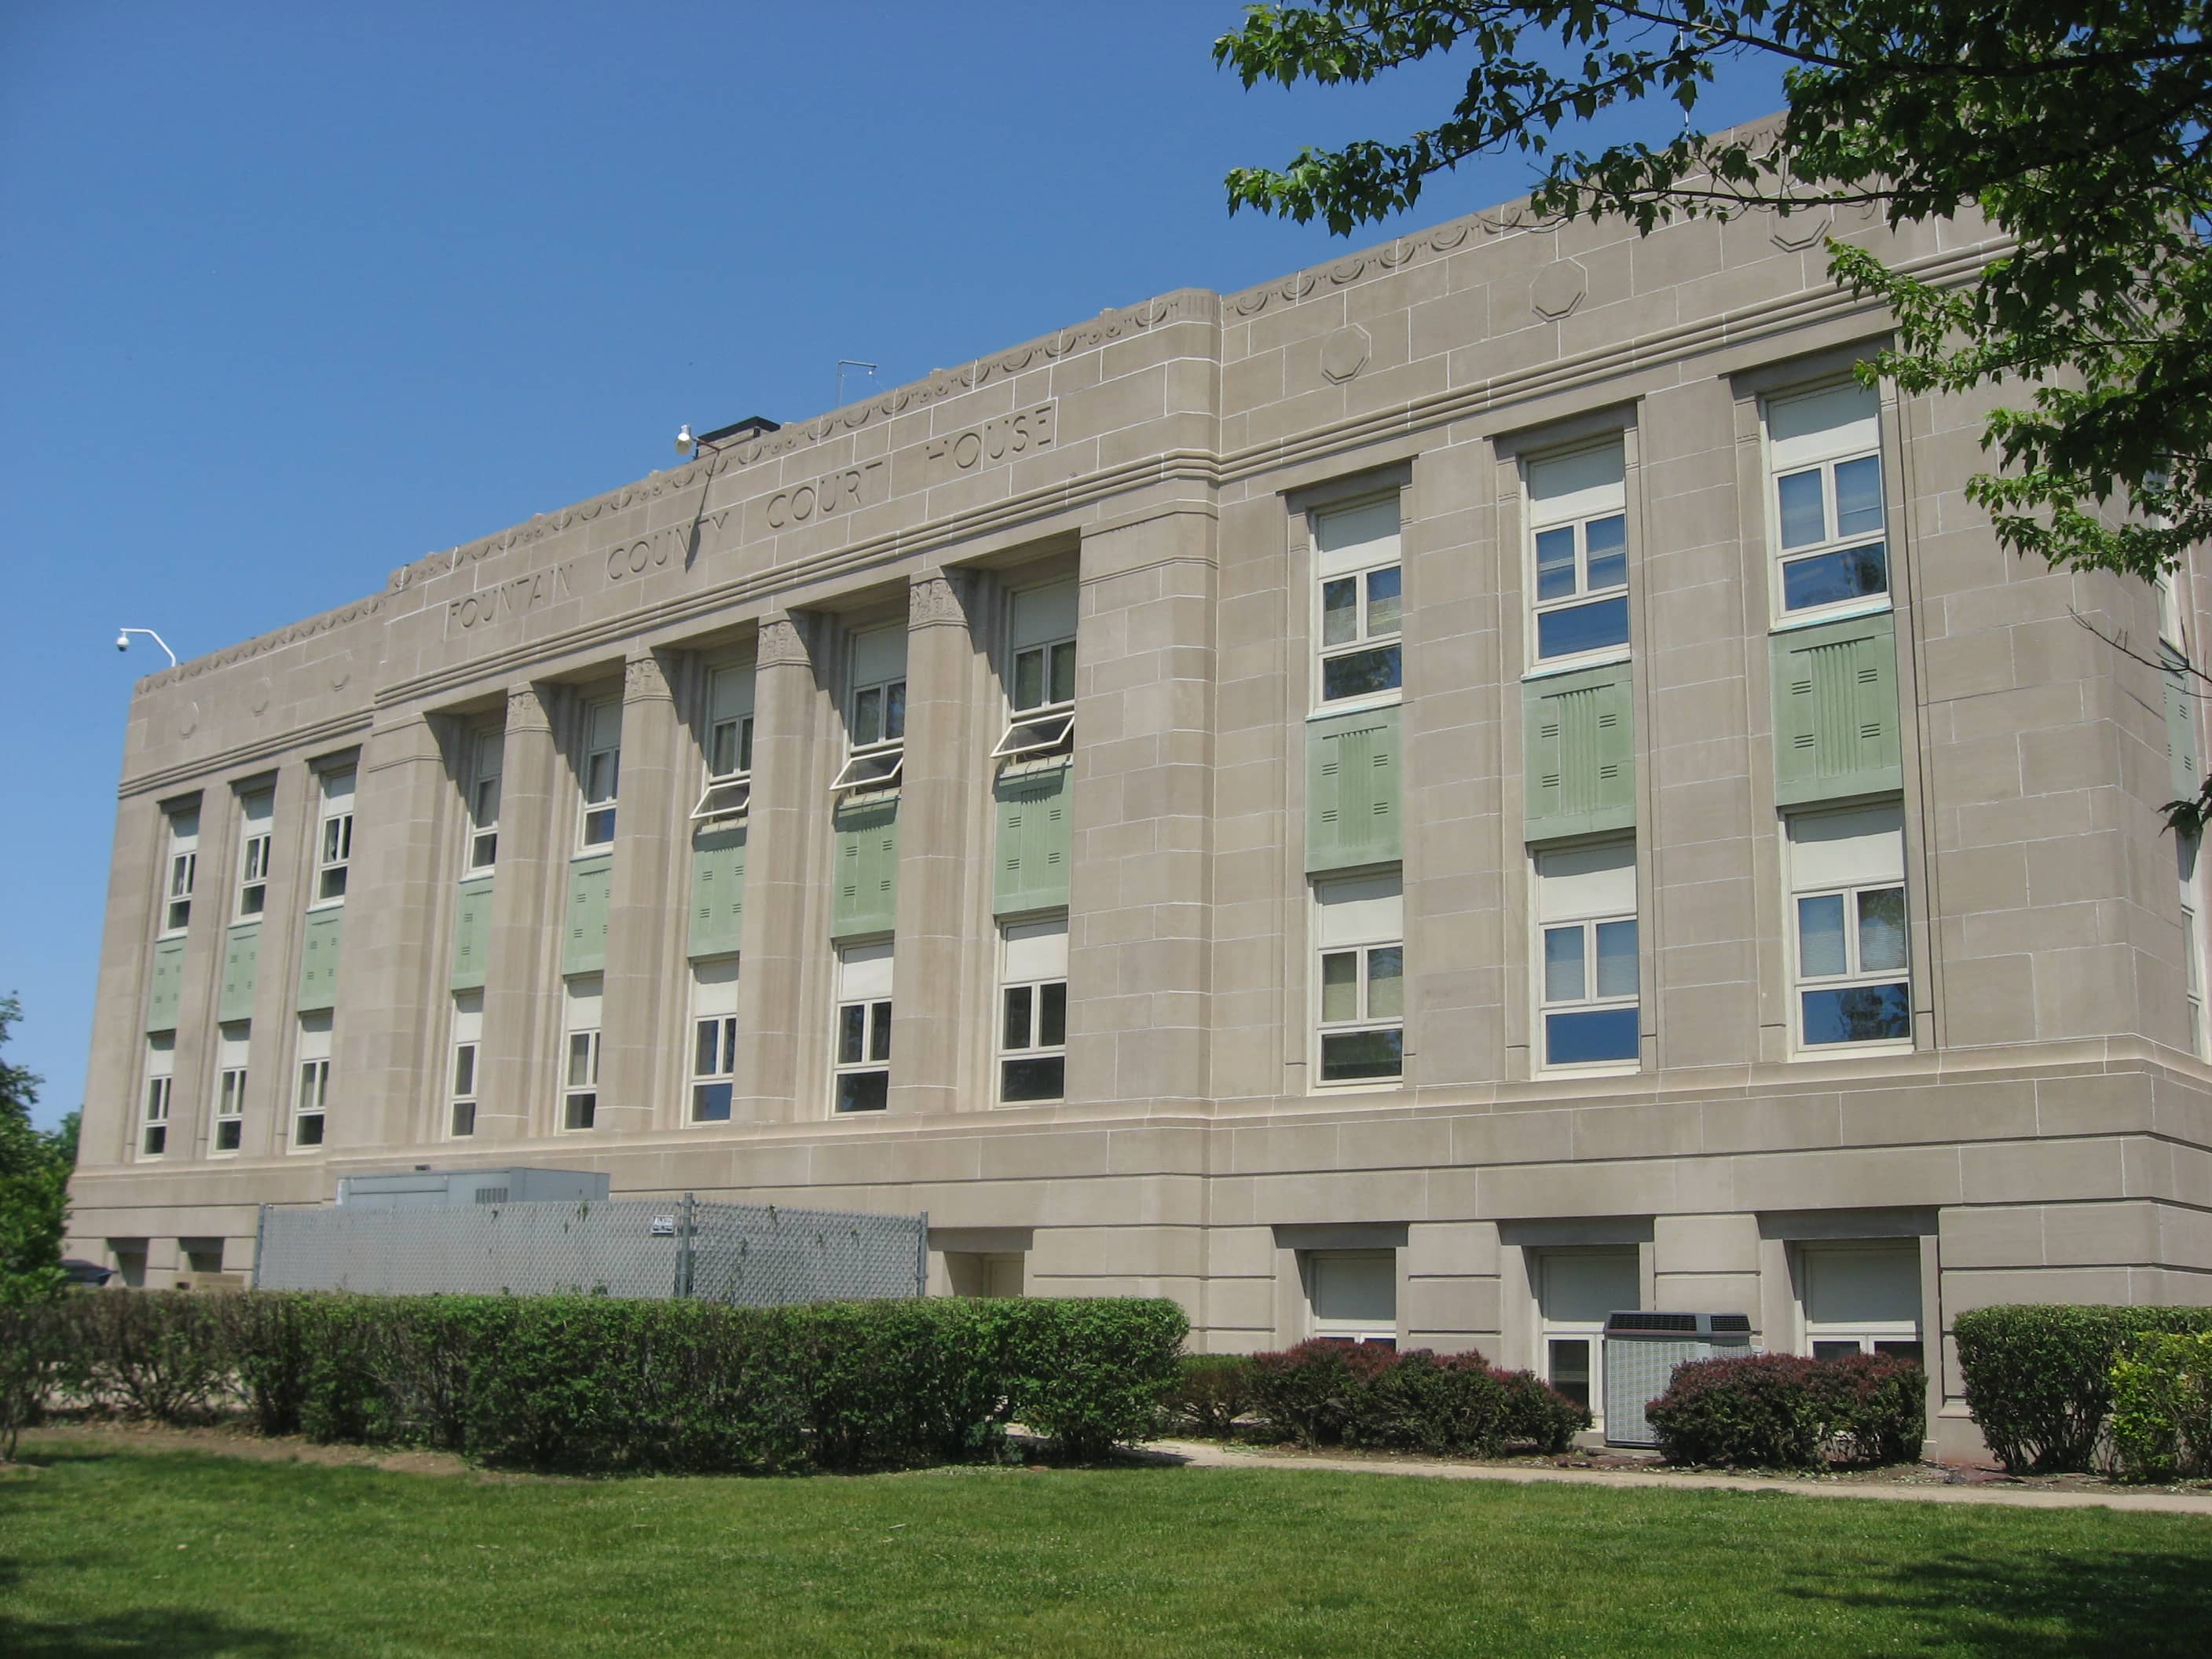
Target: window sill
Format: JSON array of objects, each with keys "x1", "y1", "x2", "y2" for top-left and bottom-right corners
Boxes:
[
  {"x1": 305, "y1": 897, "x2": 346, "y2": 914},
  {"x1": 1533, "y1": 1061, "x2": 1643, "y2": 1081},
  {"x1": 1308, "y1": 691, "x2": 1403, "y2": 723},
  {"x1": 1522, "y1": 648, "x2": 1631, "y2": 683},
  {"x1": 1788, "y1": 1039, "x2": 1915, "y2": 1062},
  {"x1": 1771, "y1": 596, "x2": 1892, "y2": 635},
  {"x1": 1309, "y1": 1079, "x2": 1405, "y2": 1097}
]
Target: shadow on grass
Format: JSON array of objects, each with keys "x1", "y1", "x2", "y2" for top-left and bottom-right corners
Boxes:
[
  {"x1": 0, "y1": 1606, "x2": 309, "y2": 1658},
  {"x1": 1785, "y1": 1544, "x2": 2212, "y2": 1657}
]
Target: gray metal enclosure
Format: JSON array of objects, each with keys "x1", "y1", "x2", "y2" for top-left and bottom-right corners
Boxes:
[{"x1": 254, "y1": 1196, "x2": 928, "y2": 1303}]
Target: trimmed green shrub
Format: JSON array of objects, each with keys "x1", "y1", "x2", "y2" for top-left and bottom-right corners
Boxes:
[
  {"x1": 1248, "y1": 1342, "x2": 1589, "y2": 1455},
  {"x1": 1494, "y1": 1367, "x2": 1592, "y2": 1454},
  {"x1": 1955, "y1": 1305, "x2": 2212, "y2": 1473},
  {"x1": 1004, "y1": 1296, "x2": 1188, "y2": 1460},
  {"x1": 2109, "y1": 1330, "x2": 2212, "y2": 1481},
  {"x1": 1370, "y1": 1350, "x2": 1511, "y2": 1455},
  {"x1": 1646, "y1": 1352, "x2": 1925, "y2": 1469},
  {"x1": 53, "y1": 1289, "x2": 232, "y2": 1423},
  {"x1": 0, "y1": 1302, "x2": 64, "y2": 1461},
  {"x1": 1250, "y1": 1340, "x2": 1397, "y2": 1446},
  {"x1": 1166, "y1": 1354, "x2": 1258, "y2": 1437}
]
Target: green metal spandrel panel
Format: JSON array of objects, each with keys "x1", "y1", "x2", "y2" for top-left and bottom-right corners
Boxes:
[
  {"x1": 832, "y1": 798, "x2": 899, "y2": 939},
  {"x1": 219, "y1": 922, "x2": 261, "y2": 1022},
  {"x1": 1525, "y1": 661, "x2": 1635, "y2": 840},
  {"x1": 1306, "y1": 705, "x2": 1403, "y2": 873},
  {"x1": 689, "y1": 825, "x2": 748, "y2": 958},
  {"x1": 1772, "y1": 613, "x2": 1903, "y2": 807},
  {"x1": 296, "y1": 909, "x2": 344, "y2": 1014},
  {"x1": 146, "y1": 936, "x2": 186, "y2": 1033},
  {"x1": 994, "y1": 761, "x2": 1071, "y2": 915},
  {"x1": 450, "y1": 876, "x2": 493, "y2": 992},
  {"x1": 562, "y1": 855, "x2": 611, "y2": 976}
]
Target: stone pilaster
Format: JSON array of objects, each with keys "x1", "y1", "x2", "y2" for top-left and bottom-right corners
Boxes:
[
  {"x1": 1069, "y1": 508, "x2": 1218, "y2": 1108},
  {"x1": 77, "y1": 793, "x2": 171, "y2": 1171},
  {"x1": 331, "y1": 712, "x2": 451, "y2": 1152},
  {"x1": 890, "y1": 570, "x2": 991, "y2": 1115},
  {"x1": 731, "y1": 613, "x2": 835, "y2": 1123},
  {"x1": 478, "y1": 683, "x2": 562, "y2": 1140},
  {"x1": 599, "y1": 649, "x2": 683, "y2": 1134}
]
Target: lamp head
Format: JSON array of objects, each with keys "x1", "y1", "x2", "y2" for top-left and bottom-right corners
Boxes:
[
  {"x1": 115, "y1": 632, "x2": 130, "y2": 652},
  {"x1": 674, "y1": 423, "x2": 694, "y2": 457}
]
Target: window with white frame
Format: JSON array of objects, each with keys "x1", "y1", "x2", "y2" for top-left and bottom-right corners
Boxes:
[
  {"x1": 993, "y1": 580, "x2": 1078, "y2": 760},
  {"x1": 690, "y1": 958, "x2": 739, "y2": 1121},
  {"x1": 140, "y1": 1034, "x2": 174, "y2": 1159},
  {"x1": 833, "y1": 941, "x2": 893, "y2": 1112},
  {"x1": 1767, "y1": 380, "x2": 1888, "y2": 618},
  {"x1": 830, "y1": 626, "x2": 907, "y2": 794},
  {"x1": 1313, "y1": 497, "x2": 1403, "y2": 707},
  {"x1": 212, "y1": 1023, "x2": 248, "y2": 1153},
  {"x1": 1798, "y1": 1241, "x2": 1924, "y2": 1362},
  {"x1": 234, "y1": 789, "x2": 273, "y2": 918},
  {"x1": 692, "y1": 665, "x2": 756, "y2": 822},
  {"x1": 161, "y1": 805, "x2": 200, "y2": 934},
  {"x1": 313, "y1": 767, "x2": 355, "y2": 904},
  {"x1": 998, "y1": 917, "x2": 1068, "y2": 1103},
  {"x1": 293, "y1": 1012, "x2": 331, "y2": 1148},
  {"x1": 562, "y1": 976, "x2": 602, "y2": 1130},
  {"x1": 577, "y1": 700, "x2": 621, "y2": 848},
  {"x1": 1536, "y1": 1250, "x2": 1639, "y2": 1428},
  {"x1": 449, "y1": 991, "x2": 482, "y2": 1137},
  {"x1": 1535, "y1": 840, "x2": 1640, "y2": 1069},
  {"x1": 1313, "y1": 871, "x2": 1404, "y2": 1085},
  {"x1": 2158, "y1": 566, "x2": 2188, "y2": 655},
  {"x1": 2182, "y1": 837, "x2": 2207, "y2": 1057},
  {"x1": 464, "y1": 729, "x2": 503, "y2": 872},
  {"x1": 1788, "y1": 804, "x2": 1911, "y2": 1049},
  {"x1": 1306, "y1": 1250, "x2": 1397, "y2": 1347},
  {"x1": 1525, "y1": 440, "x2": 1629, "y2": 665}
]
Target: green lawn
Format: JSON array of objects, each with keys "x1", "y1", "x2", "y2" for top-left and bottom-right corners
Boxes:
[{"x1": 2, "y1": 1444, "x2": 2209, "y2": 1657}]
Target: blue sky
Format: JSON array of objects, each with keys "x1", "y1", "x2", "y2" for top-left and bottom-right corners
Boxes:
[{"x1": 0, "y1": 3, "x2": 1785, "y2": 1130}]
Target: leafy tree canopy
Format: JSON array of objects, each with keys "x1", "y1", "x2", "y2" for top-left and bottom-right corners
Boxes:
[
  {"x1": 0, "y1": 995, "x2": 68, "y2": 1306},
  {"x1": 1217, "y1": 2, "x2": 2212, "y2": 586}
]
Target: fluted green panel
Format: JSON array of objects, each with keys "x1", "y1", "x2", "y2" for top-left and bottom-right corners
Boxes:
[
  {"x1": 1306, "y1": 705, "x2": 1403, "y2": 873},
  {"x1": 995, "y1": 761, "x2": 1071, "y2": 916},
  {"x1": 296, "y1": 909, "x2": 344, "y2": 1013},
  {"x1": 689, "y1": 825, "x2": 748, "y2": 958},
  {"x1": 449, "y1": 876, "x2": 493, "y2": 992},
  {"x1": 219, "y1": 922, "x2": 260, "y2": 1021},
  {"x1": 562, "y1": 855, "x2": 611, "y2": 976},
  {"x1": 146, "y1": 936, "x2": 186, "y2": 1033},
  {"x1": 832, "y1": 799, "x2": 899, "y2": 939},
  {"x1": 1525, "y1": 661, "x2": 1635, "y2": 840},
  {"x1": 1772, "y1": 613, "x2": 1903, "y2": 806},
  {"x1": 2165, "y1": 646, "x2": 2201, "y2": 803}
]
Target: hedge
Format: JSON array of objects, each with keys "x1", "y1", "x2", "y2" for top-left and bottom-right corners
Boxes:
[
  {"x1": 1164, "y1": 1354, "x2": 1258, "y2": 1437},
  {"x1": 1247, "y1": 1341, "x2": 1588, "y2": 1455},
  {"x1": 8, "y1": 1290, "x2": 1187, "y2": 1472},
  {"x1": 1644, "y1": 1352, "x2": 1925, "y2": 1469},
  {"x1": 2108, "y1": 1331, "x2": 2212, "y2": 1481},
  {"x1": 1955, "y1": 1305, "x2": 2212, "y2": 1474}
]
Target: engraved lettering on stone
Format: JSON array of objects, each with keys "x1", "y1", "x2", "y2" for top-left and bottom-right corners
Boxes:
[
  {"x1": 924, "y1": 402, "x2": 1056, "y2": 480},
  {"x1": 763, "y1": 459, "x2": 887, "y2": 533},
  {"x1": 445, "y1": 559, "x2": 578, "y2": 636},
  {"x1": 603, "y1": 511, "x2": 729, "y2": 582}
]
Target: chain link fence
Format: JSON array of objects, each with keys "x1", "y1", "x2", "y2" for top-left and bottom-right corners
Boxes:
[{"x1": 254, "y1": 1196, "x2": 927, "y2": 1304}]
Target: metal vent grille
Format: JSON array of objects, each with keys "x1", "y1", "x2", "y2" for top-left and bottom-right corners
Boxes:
[{"x1": 472, "y1": 1187, "x2": 508, "y2": 1205}]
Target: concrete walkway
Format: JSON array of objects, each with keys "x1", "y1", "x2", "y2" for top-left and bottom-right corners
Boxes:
[{"x1": 1148, "y1": 1438, "x2": 2212, "y2": 1518}]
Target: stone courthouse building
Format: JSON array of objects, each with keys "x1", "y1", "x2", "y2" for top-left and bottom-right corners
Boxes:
[{"x1": 69, "y1": 173, "x2": 2212, "y2": 1453}]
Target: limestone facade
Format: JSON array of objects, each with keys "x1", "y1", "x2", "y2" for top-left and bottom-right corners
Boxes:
[{"x1": 71, "y1": 183, "x2": 2212, "y2": 1455}]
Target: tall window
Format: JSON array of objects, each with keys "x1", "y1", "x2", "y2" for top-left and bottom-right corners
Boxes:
[
  {"x1": 213, "y1": 1024, "x2": 248, "y2": 1153},
  {"x1": 1536, "y1": 1251, "x2": 1639, "y2": 1430},
  {"x1": 313, "y1": 768, "x2": 354, "y2": 904},
  {"x1": 562, "y1": 976, "x2": 602, "y2": 1130},
  {"x1": 161, "y1": 805, "x2": 200, "y2": 934},
  {"x1": 1767, "y1": 381, "x2": 1887, "y2": 618},
  {"x1": 294, "y1": 1013, "x2": 331, "y2": 1148},
  {"x1": 831, "y1": 626, "x2": 907, "y2": 793},
  {"x1": 693, "y1": 666, "x2": 756, "y2": 821},
  {"x1": 464, "y1": 730, "x2": 503, "y2": 872},
  {"x1": 1306, "y1": 1250, "x2": 1397, "y2": 1347},
  {"x1": 1788, "y1": 804, "x2": 1910, "y2": 1049},
  {"x1": 1534, "y1": 841, "x2": 1640, "y2": 1068},
  {"x1": 1313, "y1": 871, "x2": 1404, "y2": 1085},
  {"x1": 1798, "y1": 1242, "x2": 1924, "y2": 1362},
  {"x1": 994, "y1": 580, "x2": 1078, "y2": 759},
  {"x1": 449, "y1": 991, "x2": 482, "y2": 1137},
  {"x1": 690, "y1": 958, "x2": 739, "y2": 1121},
  {"x1": 577, "y1": 700, "x2": 621, "y2": 848},
  {"x1": 2182, "y1": 837, "x2": 2207, "y2": 1056},
  {"x1": 235, "y1": 789, "x2": 273, "y2": 918},
  {"x1": 1526, "y1": 441, "x2": 1629, "y2": 665},
  {"x1": 998, "y1": 917, "x2": 1068, "y2": 1103},
  {"x1": 141, "y1": 1034, "x2": 174, "y2": 1159},
  {"x1": 1313, "y1": 498, "x2": 1402, "y2": 706},
  {"x1": 833, "y1": 941, "x2": 893, "y2": 1112}
]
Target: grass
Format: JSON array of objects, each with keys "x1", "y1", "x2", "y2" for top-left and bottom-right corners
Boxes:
[{"x1": 2, "y1": 1443, "x2": 2210, "y2": 1657}]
